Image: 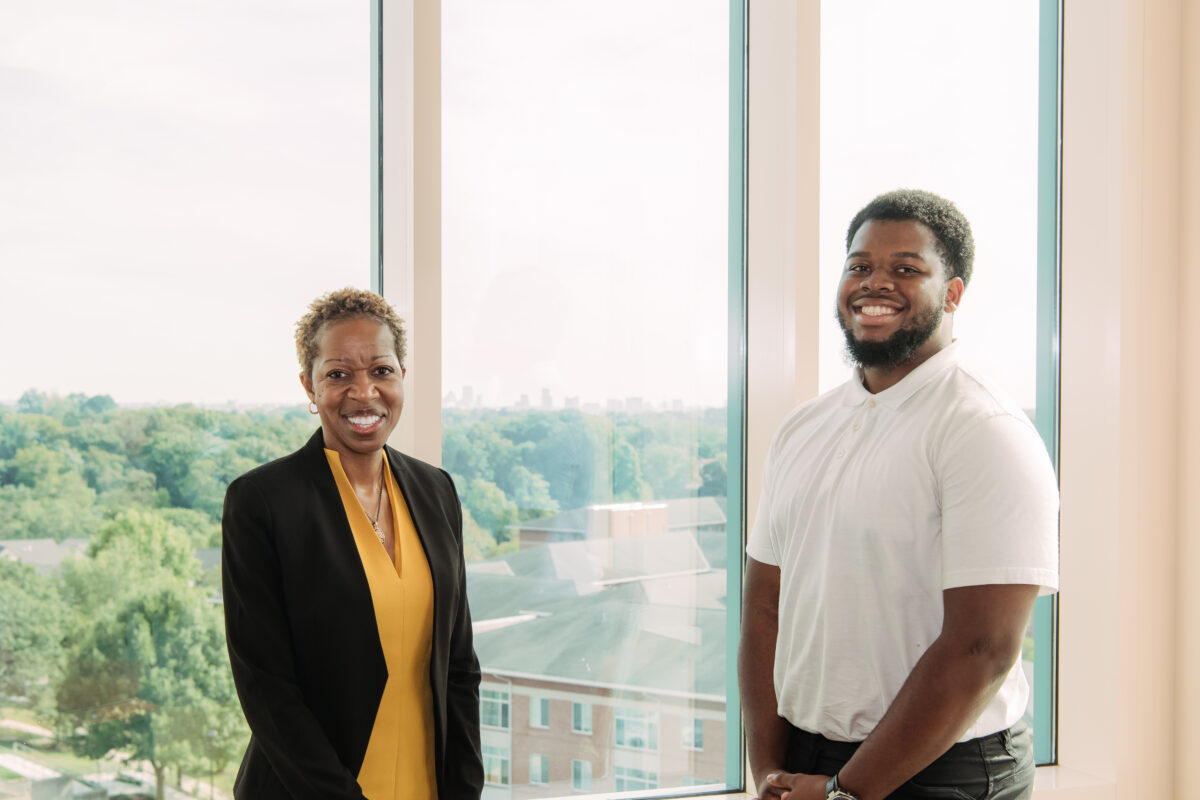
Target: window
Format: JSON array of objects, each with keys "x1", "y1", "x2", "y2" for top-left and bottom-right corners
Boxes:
[
  {"x1": 682, "y1": 717, "x2": 704, "y2": 751},
  {"x1": 0, "y1": 4, "x2": 374, "y2": 799},
  {"x1": 571, "y1": 702, "x2": 592, "y2": 735},
  {"x1": 615, "y1": 766, "x2": 659, "y2": 791},
  {"x1": 530, "y1": 696, "x2": 550, "y2": 729},
  {"x1": 615, "y1": 708, "x2": 659, "y2": 751},
  {"x1": 442, "y1": 0, "x2": 747, "y2": 794},
  {"x1": 817, "y1": 0, "x2": 1059, "y2": 764},
  {"x1": 530, "y1": 753, "x2": 550, "y2": 786},
  {"x1": 483, "y1": 745, "x2": 511, "y2": 786},
  {"x1": 571, "y1": 759, "x2": 592, "y2": 792},
  {"x1": 480, "y1": 688, "x2": 511, "y2": 729}
]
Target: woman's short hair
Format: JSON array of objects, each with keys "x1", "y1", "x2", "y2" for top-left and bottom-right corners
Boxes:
[{"x1": 294, "y1": 288, "x2": 407, "y2": 377}]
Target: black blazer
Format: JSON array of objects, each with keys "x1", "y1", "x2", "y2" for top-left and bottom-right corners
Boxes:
[{"x1": 221, "y1": 429, "x2": 483, "y2": 799}]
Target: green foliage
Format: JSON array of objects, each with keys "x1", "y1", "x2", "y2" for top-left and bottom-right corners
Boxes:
[
  {"x1": 0, "y1": 392, "x2": 732, "y2": 796},
  {"x1": 0, "y1": 559, "x2": 64, "y2": 713},
  {"x1": 443, "y1": 406, "x2": 729, "y2": 561},
  {"x1": 57, "y1": 581, "x2": 244, "y2": 800},
  {"x1": 698, "y1": 453, "x2": 728, "y2": 497},
  {"x1": 460, "y1": 508, "x2": 497, "y2": 563},
  {"x1": 56, "y1": 510, "x2": 244, "y2": 800},
  {"x1": 0, "y1": 395, "x2": 313, "y2": 543},
  {"x1": 458, "y1": 477, "x2": 519, "y2": 542}
]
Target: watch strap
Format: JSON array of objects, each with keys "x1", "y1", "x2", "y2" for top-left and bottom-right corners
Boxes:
[{"x1": 825, "y1": 772, "x2": 859, "y2": 800}]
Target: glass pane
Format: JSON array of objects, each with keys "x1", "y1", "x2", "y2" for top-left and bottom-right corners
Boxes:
[
  {"x1": 819, "y1": 0, "x2": 1056, "y2": 763},
  {"x1": 442, "y1": 1, "x2": 739, "y2": 795},
  {"x1": 0, "y1": 3, "x2": 371, "y2": 797}
]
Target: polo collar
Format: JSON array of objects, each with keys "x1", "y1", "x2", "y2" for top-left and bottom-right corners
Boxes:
[{"x1": 842, "y1": 341, "x2": 962, "y2": 410}]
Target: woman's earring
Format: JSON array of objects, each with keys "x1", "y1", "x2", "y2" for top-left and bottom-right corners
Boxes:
[{"x1": 308, "y1": 402, "x2": 319, "y2": 415}]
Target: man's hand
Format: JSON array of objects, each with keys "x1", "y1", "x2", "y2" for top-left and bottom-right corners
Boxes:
[{"x1": 757, "y1": 770, "x2": 829, "y2": 800}]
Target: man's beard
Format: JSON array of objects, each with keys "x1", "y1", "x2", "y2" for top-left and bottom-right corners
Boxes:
[{"x1": 837, "y1": 301, "x2": 943, "y2": 368}]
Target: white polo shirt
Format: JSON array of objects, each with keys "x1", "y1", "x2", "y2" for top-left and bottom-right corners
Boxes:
[{"x1": 746, "y1": 342, "x2": 1059, "y2": 743}]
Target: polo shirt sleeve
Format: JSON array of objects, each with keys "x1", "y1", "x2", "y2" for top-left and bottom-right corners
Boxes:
[
  {"x1": 939, "y1": 412, "x2": 1060, "y2": 594},
  {"x1": 746, "y1": 482, "x2": 779, "y2": 566},
  {"x1": 746, "y1": 435, "x2": 781, "y2": 566}
]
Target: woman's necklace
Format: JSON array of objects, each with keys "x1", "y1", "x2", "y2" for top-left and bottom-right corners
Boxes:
[{"x1": 365, "y1": 461, "x2": 386, "y2": 545}]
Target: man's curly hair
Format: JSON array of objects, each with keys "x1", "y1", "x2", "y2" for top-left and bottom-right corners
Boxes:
[
  {"x1": 845, "y1": 189, "x2": 975, "y2": 286},
  {"x1": 294, "y1": 288, "x2": 407, "y2": 377}
]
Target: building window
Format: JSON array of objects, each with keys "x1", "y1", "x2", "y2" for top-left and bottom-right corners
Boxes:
[
  {"x1": 615, "y1": 766, "x2": 659, "y2": 791},
  {"x1": 480, "y1": 688, "x2": 510, "y2": 729},
  {"x1": 682, "y1": 717, "x2": 704, "y2": 751},
  {"x1": 571, "y1": 701, "x2": 592, "y2": 735},
  {"x1": 530, "y1": 696, "x2": 550, "y2": 729},
  {"x1": 614, "y1": 707, "x2": 659, "y2": 751},
  {"x1": 529, "y1": 753, "x2": 549, "y2": 786},
  {"x1": 571, "y1": 759, "x2": 592, "y2": 792},
  {"x1": 482, "y1": 745, "x2": 511, "y2": 786}
]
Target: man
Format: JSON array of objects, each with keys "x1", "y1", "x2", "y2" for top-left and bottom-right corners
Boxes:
[{"x1": 739, "y1": 189, "x2": 1059, "y2": 800}]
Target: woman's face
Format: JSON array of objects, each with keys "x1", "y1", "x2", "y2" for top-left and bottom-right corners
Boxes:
[{"x1": 300, "y1": 317, "x2": 405, "y2": 457}]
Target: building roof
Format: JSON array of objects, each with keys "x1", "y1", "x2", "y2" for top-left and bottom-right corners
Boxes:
[
  {"x1": 471, "y1": 574, "x2": 728, "y2": 698},
  {"x1": 467, "y1": 529, "x2": 728, "y2": 698},
  {"x1": 0, "y1": 538, "x2": 88, "y2": 575}
]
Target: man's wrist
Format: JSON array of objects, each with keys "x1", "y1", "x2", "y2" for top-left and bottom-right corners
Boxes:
[{"x1": 825, "y1": 772, "x2": 860, "y2": 800}]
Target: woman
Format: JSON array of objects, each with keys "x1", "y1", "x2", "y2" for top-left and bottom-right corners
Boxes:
[{"x1": 222, "y1": 288, "x2": 483, "y2": 799}]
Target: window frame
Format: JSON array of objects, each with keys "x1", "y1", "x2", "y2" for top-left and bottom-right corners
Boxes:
[
  {"x1": 570, "y1": 701, "x2": 592, "y2": 735},
  {"x1": 682, "y1": 717, "x2": 704, "y2": 752},
  {"x1": 614, "y1": 765, "x2": 660, "y2": 792},
  {"x1": 530, "y1": 695, "x2": 550, "y2": 730},
  {"x1": 614, "y1": 707, "x2": 660, "y2": 752},
  {"x1": 389, "y1": 0, "x2": 749, "y2": 795},
  {"x1": 529, "y1": 753, "x2": 550, "y2": 786},
  {"x1": 384, "y1": 0, "x2": 1158, "y2": 795},
  {"x1": 479, "y1": 688, "x2": 511, "y2": 730},
  {"x1": 482, "y1": 744, "x2": 511, "y2": 787},
  {"x1": 571, "y1": 759, "x2": 592, "y2": 792}
]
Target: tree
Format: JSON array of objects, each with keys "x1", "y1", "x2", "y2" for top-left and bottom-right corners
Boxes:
[
  {"x1": 459, "y1": 477, "x2": 519, "y2": 542},
  {"x1": 460, "y1": 508, "x2": 497, "y2": 563},
  {"x1": 57, "y1": 511, "x2": 243, "y2": 800},
  {"x1": 504, "y1": 465, "x2": 559, "y2": 520},
  {"x1": 0, "y1": 559, "x2": 64, "y2": 715},
  {"x1": 698, "y1": 453, "x2": 727, "y2": 497},
  {"x1": 57, "y1": 581, "x2": 244, "y2": 800},
  {"x1": 608, "y1": 433, "x2": 647, "y2": 501},
  {"x1": 640, "y1": 441, "x2": 695, "y2": 499}
]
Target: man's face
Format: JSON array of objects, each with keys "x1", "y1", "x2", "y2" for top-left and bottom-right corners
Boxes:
[{"x1": 836, "y1": 218, "x2": 963, "y2": 369}]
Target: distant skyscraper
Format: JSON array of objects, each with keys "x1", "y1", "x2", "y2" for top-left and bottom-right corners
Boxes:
[{"x1": 541, "y1": 388, "x2": 553, "y2": 409}]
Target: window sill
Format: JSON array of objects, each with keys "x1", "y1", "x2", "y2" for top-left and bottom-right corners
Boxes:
[{"x1": 1030, "y1": 765, "x2": 1115, "y2": 799}]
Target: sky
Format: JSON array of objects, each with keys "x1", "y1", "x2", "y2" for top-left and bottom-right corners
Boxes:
[{"x1": 1, "y1": 1, "x2": 1042, "y2": 411}]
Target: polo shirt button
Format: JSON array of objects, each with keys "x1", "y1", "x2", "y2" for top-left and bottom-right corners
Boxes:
[
  {"x1": 852, "y1": 423, "x2": 862, "y2": 432},
  {"x1": 867, "y1": 399, "x2": 876, "y2": 408},
  {"x1": 836, "y1": 449, "x2": 846, "y2": 458}
]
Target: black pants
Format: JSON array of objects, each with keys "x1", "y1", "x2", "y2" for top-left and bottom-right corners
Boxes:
[{"x1": 785, "y1": 722, "x2": 1035, "y2": 800}]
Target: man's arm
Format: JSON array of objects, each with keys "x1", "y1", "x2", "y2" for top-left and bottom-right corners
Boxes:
[
  {"x1": 739, "y1": 556, "x2": 795, "y2": 798},
  {"x1": 768, "y1": 582, "x2": 1039, "y2": 800}
]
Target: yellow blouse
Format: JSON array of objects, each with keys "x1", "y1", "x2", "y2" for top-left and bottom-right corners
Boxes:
[{"x1": 324, "y1": 449, "x2": 438, "y2": 800}]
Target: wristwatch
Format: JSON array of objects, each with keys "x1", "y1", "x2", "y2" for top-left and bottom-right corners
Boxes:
[{"x1": 826, "y1": 773, "x2": 860, "y2": 800}]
